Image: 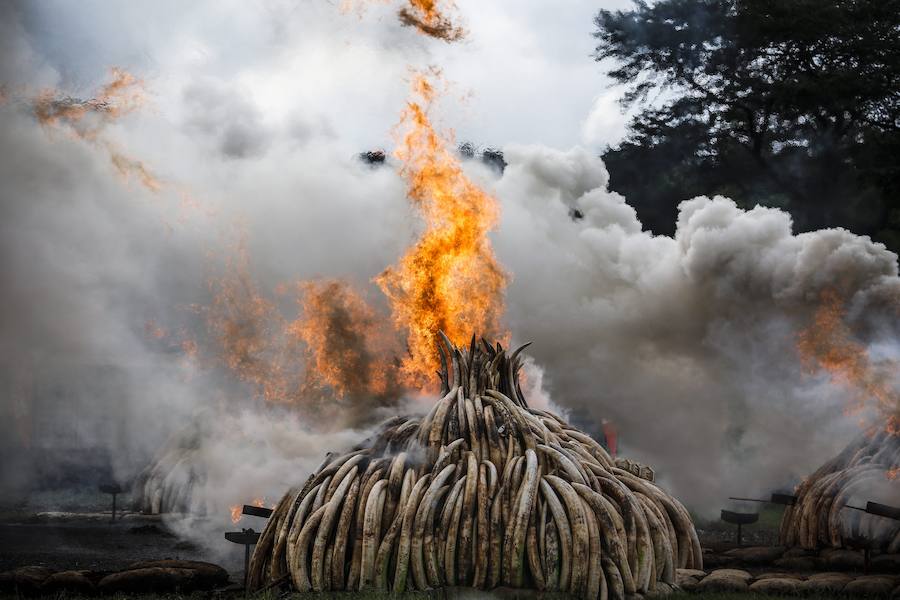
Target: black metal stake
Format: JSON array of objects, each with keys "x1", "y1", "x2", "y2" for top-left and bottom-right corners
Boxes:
[
  {"x1": 225, "y1": 504, "x2": 273, "y2": 593},
  {"x1": 243, "y1": 543, "x2": 251, "y2": 589},
  {"x1": 99, "y1": 483, "x2": 125, "y2": 524},
  {"x1": 720, "y1": 510, "x2": 757, "y2": 548},
  {"x1": 225, "y1": 528, "x2": 262, "y2": 594}
]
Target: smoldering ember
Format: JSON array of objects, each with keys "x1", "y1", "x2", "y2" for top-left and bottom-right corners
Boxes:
[{"x1": 1, "y1": 2, "x2": 899, "y2": 600}]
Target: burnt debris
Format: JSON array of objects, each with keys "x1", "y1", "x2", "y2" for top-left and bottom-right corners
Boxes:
[{"x1": 358, "y1": 149, "x2": 386, "y2": 166}]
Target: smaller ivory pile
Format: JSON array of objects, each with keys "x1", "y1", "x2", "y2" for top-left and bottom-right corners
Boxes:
[
  {"x1": 780, "y1": 430, "x2": 900, "y2": 552},
  {"x1": 249, "y1": 335, "x2": 701, "y2": 599},
  {"x1": 132, "y1": 418, "x2": 209, "y2": 515}
]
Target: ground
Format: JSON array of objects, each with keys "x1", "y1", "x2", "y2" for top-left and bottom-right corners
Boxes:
[
  {"x1": 0, "y1": 517, "x2": 209, "y2": 573},
  {"x1": 0, "y1": 592, "x2": 859, "y2": 599},
  {"x1": 0, "y1": 494, "x2": 787, "y2": 574},
  {"x1": 0, "y1": 487, "x2": 234, "y2": 577},
  {"x1": 0, "y1": 491, "x2": 896, "y2": 599}
]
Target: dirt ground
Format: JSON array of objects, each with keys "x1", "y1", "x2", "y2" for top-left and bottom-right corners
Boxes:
[
  {"x1": 0, "y1": 485, "x2": 259, "y2": 579},
  {"x1": 0, "y1": 517, "x2": 205, "y2": 572},
  {"x1": 0, "y1": 496, "x2": 792, "y2": 588},
  {"x1": 1, "y1": 508, "x2": 892, "y2": 600},
  {"x1": 0, "y1": 508, "x2": 782, "y2": 574},
  {"x1": 0, "y1": 510, "x2": 255, "y2": 587}
]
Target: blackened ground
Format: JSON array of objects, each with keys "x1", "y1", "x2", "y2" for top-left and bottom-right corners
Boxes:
[
  {"x1": 0, "y1": 486, "x2": 247, "y2": 578},
  {"x1": 0, "y1": 499, "x2": 787, "y2": 581},
  {"x1": 0, "y1": 516, "x2": 210, "y2": 573}
]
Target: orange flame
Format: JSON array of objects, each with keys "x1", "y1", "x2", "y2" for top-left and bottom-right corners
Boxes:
[
  {"x1": 289, "y1": 280, "x2": 398, "y2": 400},
  {"x1": 342, "y1": 0, "x2": 464, "y2": 42},
  {"x1": 109, "y1": 149, "x2": 163, "y2": 193},
  {"x1": 398, "y1": 0, "x2": 465, "y2": 41},
  {"x1": 174, "y1": 72, "x2": 509, "y2": 405},
  {"x1": 797, "y1": 289, "x2": 900, "y2": 435},
  {"x1": 887, "y1": 466, "x2": 899, "y2": 481},
  {"x1": 376, "y1": 72, "x2": 508, "y2": 389},
  {"x1": 203, "y1": 238, "x2": 302, "y2": 404},
  {"x1": 30, "y1": 68, "x2": 162, "y2": 192},
  {"x1": 230, "y1": 497, "x2": 266, "y2": 524},
  {"x1": 33, "y1": 67, "x2": 144, "y2": 134},
  {"x1": 200, "y1": 240, "x2": 400, "y2": 421}
]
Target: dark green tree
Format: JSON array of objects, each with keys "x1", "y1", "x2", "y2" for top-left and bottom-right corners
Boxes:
[{"x1": 594, "y1": 0, "x2": 900, "y2": 251}]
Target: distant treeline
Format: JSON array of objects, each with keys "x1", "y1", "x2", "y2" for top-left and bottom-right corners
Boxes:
[
  {"x1": 359, "y1": 143, "x2": 507, "y2": 173},
  {"x1": 594, "y1": 0, "x2": 900, "y2": 252}
]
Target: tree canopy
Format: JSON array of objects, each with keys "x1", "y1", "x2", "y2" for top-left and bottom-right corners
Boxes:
[{"x1": 594, "y1": 0, "x2": 900, "y2": 251}]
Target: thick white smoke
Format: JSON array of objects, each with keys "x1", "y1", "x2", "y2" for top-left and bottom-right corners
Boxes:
[
  {"x1": 144, "y1": 407, "x2": 375, "y2": 564},
  {"x1": 491, "y1": 145, "x2": 900, "y2": 512}
]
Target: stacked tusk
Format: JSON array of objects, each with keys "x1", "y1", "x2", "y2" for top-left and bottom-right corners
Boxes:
[
  {"x1": 249, "y1": 335, "x2": 702, "y2": 598},
  {"x1": 780, "y1": 430, "x2": 900, "y2": 552}
]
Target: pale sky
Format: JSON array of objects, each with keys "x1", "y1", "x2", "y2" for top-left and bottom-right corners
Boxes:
[{"x1": 4, "y1": 0, "x2": 635, "y2": 152}]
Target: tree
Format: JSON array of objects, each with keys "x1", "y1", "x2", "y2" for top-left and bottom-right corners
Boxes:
[{"x1": 594, "y1": 0, "x2": 900, "y2": 251}]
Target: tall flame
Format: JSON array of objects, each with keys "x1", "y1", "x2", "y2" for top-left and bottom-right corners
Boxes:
[
  {"x1": 376, "y1": 72, "x2": 508, "y2": 389},
  {"x1": 797, "y1": 289, "x2": 900, "y2": 435}
]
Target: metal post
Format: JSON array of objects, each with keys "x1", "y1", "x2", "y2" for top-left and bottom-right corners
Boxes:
[
  {"x1": 111, "y1": 492, "x2": 117, "y2": 523},
  {"x1": 225, "y1": 528, "x2": 261, "y2": 593},
  {"x1": 737, "y1": 523, "x2": 742, "y2": 547},
  {"x1": 243, "y1": 543, "x2": 251, "y2": 590}
]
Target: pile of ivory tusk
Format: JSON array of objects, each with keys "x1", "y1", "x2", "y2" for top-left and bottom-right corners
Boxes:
[
  {"x1": 132, "y1": 417, "x2": 209, "y2": 515},
  {"x1": 780, "y1": 430, "x2": 900, "y2": 552},
  {"x1": 248, "y1": 335, "x2": 702, "y2": 599}
]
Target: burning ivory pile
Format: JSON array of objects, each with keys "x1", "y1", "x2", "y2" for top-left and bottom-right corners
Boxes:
[
  {"x1": 248, "y1": 336, "x2": 701, "y2": 599},
  {"x1": 780, "y1": 430, "x2": 900, "y2": 552}
]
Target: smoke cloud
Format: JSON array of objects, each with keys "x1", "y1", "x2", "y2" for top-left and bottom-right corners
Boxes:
[{"x1": 492, "y1": 145, "x2": 900, "y2": 511}]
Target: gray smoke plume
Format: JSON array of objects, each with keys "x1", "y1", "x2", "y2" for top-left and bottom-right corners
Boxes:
[{"x1": 490, "y1": 145, "x2": 900, "y2": 512}]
